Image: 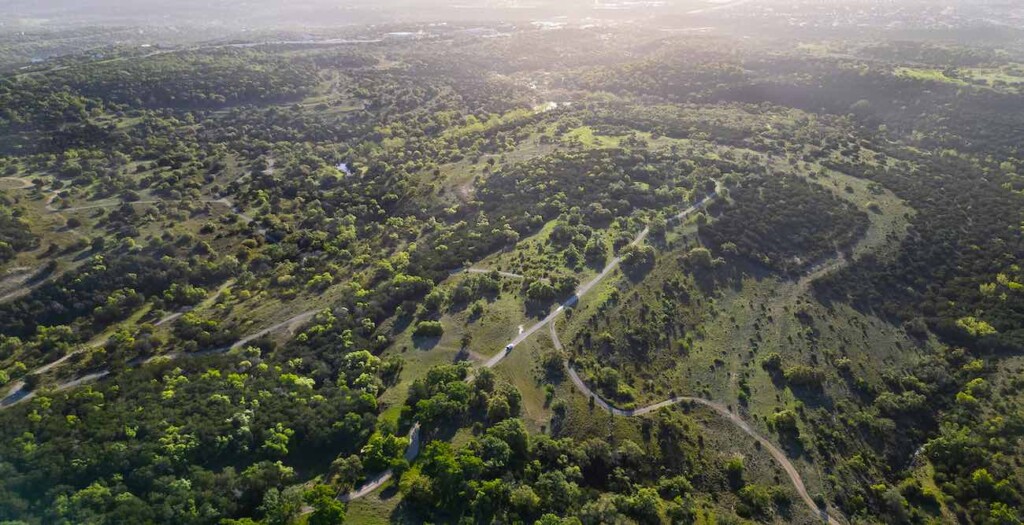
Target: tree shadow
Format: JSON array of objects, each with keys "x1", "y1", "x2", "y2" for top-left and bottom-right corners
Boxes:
[
  {"x1": 789, "y1": 384, "x2": 835, "y2": 412},
  {"x1": 453, "y1": 347, "x2": 475, "y2": 363},
  {"x1": 691, "y1": 253, "x2": 775, "y2": 298},
  {"x1": 776, "y1": 430, "x2": 810, "y2": 461},
  {"x1": 585, "y1": 256, "x2": 607, "y2": 272},
  {"x1": 25, "y1": 261, "x2": 58, "y2": 284},
  {"x1": 391, "y1": 311, "x2": 414, "y2": 336},
  {"x1": 624, "y1": 267, "x2": 652, "y2": 284},
  {"x1": 378, "y1": 484, "x2": 400, "y2": 501},
  {"x1": 389, "y1": 500, "x2": 426, "y2": 524},
  {"x1": 412, "y1": 336, "x2": 440, "y2": 351},
  {"x1": 524, "y1": 298, "x2": 555, "y2": 320}
]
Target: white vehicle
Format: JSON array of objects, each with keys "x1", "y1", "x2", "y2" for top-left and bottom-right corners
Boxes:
[{"x1": 505, "y1": 344, "x2": 515, "y2": 352}]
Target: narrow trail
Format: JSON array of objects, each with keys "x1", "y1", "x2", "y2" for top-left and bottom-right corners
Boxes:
[
  {"x1": 0, "y1": 177, "x2": 34, "y2": 190},
  {"x1": 450, "y1": 267, "x2": 551, "y2": 284},
  {"x1": 551, "y1": 323, "x2": 843, "y2": 524},
  {"x1": 0, "y1": 307, "x2": 318, "y2": 410},
  {"x1": 154, "y1": 312, "x2": 184, "y2": 327},
  {"x1": 457, "y1": 268, "x2": 528, "y2": 280},
  {"x1": 483, "y1": 192, "x2": 715, "y2": 370},
  {"x1": 339, "y1": 423, "x2": 422, "y2": 502},
  {"x1": 0, "y1": 272, "x2": 54, "y2": 304},
  {"x1": 48, "y1": 196, "x2": 242, "y2": 214},
  {"x1": 0, "y1": 266, "x2": 47, "y2": 304},
  {"x1": 339, "y1": 192, "x2": 717, "y2": 502},
  {"x1": 2, "y1": 281, "x2": 235, "y2": 402},
  {"x1": 230, "y1": 310, "x2": 317, "y2": 350}
]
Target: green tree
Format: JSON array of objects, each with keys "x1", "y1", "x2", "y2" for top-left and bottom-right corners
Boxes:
[{"x1": 304, "y1": 485, "x2": 346, "y2": 525}]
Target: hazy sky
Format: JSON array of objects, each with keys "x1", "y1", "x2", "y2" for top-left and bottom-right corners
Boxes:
[
  {"x1": 1, "y1": 0, "x2": 1018, "y2": 33},
  {"x1": 0, "y1": 0, "x2": 600, "y2": 27}
]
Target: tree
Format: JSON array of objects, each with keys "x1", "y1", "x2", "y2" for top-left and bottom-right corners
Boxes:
[
  {"x1": 725, "y1": 454, "x2": 745, "y2": 489},
  {"x1": 330, "y1": 455, "x2": 363, "y2": 491},
  {"x1": 526, "y1": 280, "x2": 557, "y2": 303},
  {"x1": 304, "y1": 485, "x2": 345, "y2": 525},
  {"x1": 486, "y1": 396, "x2": 511, "y2": 423},
  {"x1": 260, "y1": 486, "x2": 303, "y2": 525},
  {"x1": 686, "y1": 247, "x2": 714, "y2": 268},
  {"x1": 584, "y1": 238, "x2": 607, "y2": 267},
  {"x1": 361, "y1": 432, "x2": 410, "y2": 472},
  {"x1": 626, "y1": 487, "x2": 663, "y2": 524},
  {"x1": 509, "y1": 485, "x2": 541, "y2": 516},
  {"x1": 261, "y1": 424, "x2": 295, "y2": 457},
  {"x1": 620, "y1": 244, "x2": 655, "y2": 276},
  {"x1": 413, "y1": 320, "x2": 444, "y2": 338}
]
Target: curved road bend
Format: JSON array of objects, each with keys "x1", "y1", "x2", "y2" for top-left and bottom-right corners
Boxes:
[
  {"x1": 339, "y1": 423, "x2": 422, "y2": 502},
  {"x1": 340, "y1": 193, "x2": 717, "y2": 501},
  {"x1": 483, "y1": 193, "x2": 716, "y2": 370},
  {"x1": 550, "y1": 312, "x2": 843, "y2": 522}
]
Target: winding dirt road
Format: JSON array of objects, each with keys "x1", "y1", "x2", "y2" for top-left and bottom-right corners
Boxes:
[
  {"x1": 552, "y1": 323, "x2": 843, "y2": 524},
  {"x1": 338, "y1": 192, "x2": 718, "y2": 501},
  {"x1": 482, "y1": 192, "x2": 716, "y2": 370}
]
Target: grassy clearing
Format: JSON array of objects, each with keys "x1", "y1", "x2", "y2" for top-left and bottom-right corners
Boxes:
[
  {"x1": 0, "y1": 178, "x2": 32, "y2": 190},
  {"x1": 474, "y1": 218, "x2": 600, "y2": 285},
  {"x1": 441, "y1": 287, "x2": 533, "y2": 359},
  {"x1": 491, "y1": 332, "x2": 555, "y2": 432},
  {"x1": 894, "y1": 67, "x2": 967, "y2": 85},
  {"x1": 0, "y1": 185, "x2": 91, "y2": 301},
  {"x1": 344, "y1": 485, "x2": 409, "y2": 525},
  {"x1": 894, "y1": 65, "x2": 1024, "y2": 94},
  {"x1": 962, "y1": 66, "x2": 1024, "y2": 92},
  {"x1": 373, "y1": 272, "x2": 541, "y2": 424},
  {"x1": 563, "y1": 125, "x2": 622, "y2": 148},
  {"x1": 541, "y1": 135, "x2": 921, "y2": 509},
  {"x1": 426, "y1": 129, "x2": 559, "y2": 208}
]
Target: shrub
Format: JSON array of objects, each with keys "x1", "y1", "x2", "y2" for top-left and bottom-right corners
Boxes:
[
  {"x1": 783, "y1": 365, "x2": 825, "y2": 388},
  {"x1": 413, "y1": 321, "x2": 444, "y2": 338}
]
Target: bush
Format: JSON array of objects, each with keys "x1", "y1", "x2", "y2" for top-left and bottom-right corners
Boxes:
[
  {"x1": 761, "y1": 352, "x2": 783, "y2": 371},
  {"x1": 413, "y1": 321, "x2": 444, "y2": 338},
  {"x1": 783, "y1": 365, "x2": 825, "y2": 388},
  {"x1": 621, "y1": 244, "x2": 655, "y2": 276}
]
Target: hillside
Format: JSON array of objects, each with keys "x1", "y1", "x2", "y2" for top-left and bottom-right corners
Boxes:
[{"x1": 0, "y1": 20, "x2": 1022, "y2": 525}]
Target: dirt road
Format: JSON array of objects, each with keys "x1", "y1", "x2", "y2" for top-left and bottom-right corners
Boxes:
[
  {"x1": 0, "y1": 308, "x2": 318, "y2": 410},
  {"x1": 553, "y1": 323, "x2": 842, "y2": 524},
  {"x1": 340, "y1": 193, "x2": 717, "y2": 502}
]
